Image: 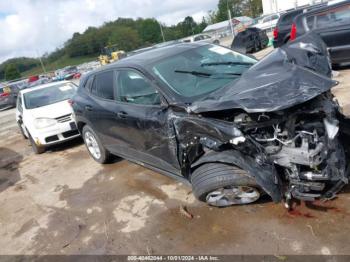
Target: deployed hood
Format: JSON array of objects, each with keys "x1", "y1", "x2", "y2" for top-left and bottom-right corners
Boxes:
[
  {"x1": 28, "y1": 100, "x2": 72, "y2": 119},
  {"x1": 187, "y1": 33, "x2": 336, "y2": 114}
]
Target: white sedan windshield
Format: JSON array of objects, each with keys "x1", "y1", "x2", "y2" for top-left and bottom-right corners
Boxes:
[{"x1": 24, "y1": 83, "x2": 76, "y2": 109}]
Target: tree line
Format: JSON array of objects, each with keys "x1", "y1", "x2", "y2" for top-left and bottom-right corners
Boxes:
[{"x1": 0, "y1": 0, "x2": 262, "y2": 81}]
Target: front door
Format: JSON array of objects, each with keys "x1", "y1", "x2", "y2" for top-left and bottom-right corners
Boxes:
[{"x1": 110, "y1": 69, "x2": 181, "y2": 175}]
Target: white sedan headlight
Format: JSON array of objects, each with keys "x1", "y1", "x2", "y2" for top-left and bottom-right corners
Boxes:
[{"x1": 33, "y1": 118, "x2": 57, "y2": 129}]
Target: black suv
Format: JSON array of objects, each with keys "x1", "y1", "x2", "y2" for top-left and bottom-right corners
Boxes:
[
  {"x1": 273, "y1": 3, "x2": 327, "y2": 48},
  {"x1": 72, "y1": 42, "x2": 350, "y2": 208},
  {"x1": 291, "y1": 0, "x2": 350, "y2": 64},
  {"x1": 231, "y1": 27, "x2": 269, "y2": 53}
]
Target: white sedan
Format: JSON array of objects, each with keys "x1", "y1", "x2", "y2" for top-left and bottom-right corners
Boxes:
[
  {"x1": 16, "y1": 81, "x2": 80, "y2": 154},
  {"x1": 254, "y1": 13, "x2": 280, "y2": 32}
]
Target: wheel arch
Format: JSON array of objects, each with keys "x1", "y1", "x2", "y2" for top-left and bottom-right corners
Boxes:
[
  {"x1": 191, "y1": 150, "x2": 282, "y2": 202},
  {"x1": 77, "y1": 121, "x2": 86, "y2": 134}
]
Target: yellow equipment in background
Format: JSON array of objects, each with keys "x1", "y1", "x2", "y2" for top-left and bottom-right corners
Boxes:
[{"x1": 99, "y1": 44, "x2": 126, "y2": 65}]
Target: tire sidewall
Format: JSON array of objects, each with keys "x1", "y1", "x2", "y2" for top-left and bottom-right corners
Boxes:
[
  {"x1": 28, "y1": 132, "x2": 45, "y2": 154},
  {"x1": 191, "y1": 163, "x2": 260, "y2": 205},
  {"x1": 82, "y1": 125, "x2": 108, "y2": 164}
]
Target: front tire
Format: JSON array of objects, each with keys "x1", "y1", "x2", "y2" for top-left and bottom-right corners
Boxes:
[
  {"x1": 28, "y1": 133, "x2": 45, "y2": 154},
  {"x1": 191, "y1": 163, "x2": 261, "y2": 207},
  {"x1": 82, "y1": 125, "x2": 112, "y2": 164}
]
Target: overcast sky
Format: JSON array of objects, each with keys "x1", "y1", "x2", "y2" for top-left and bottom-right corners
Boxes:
[{"x1": 0, "y1": 0, "x2": 218, "y2": 63}]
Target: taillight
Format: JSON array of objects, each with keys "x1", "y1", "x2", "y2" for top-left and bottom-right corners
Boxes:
[
  {"x1": 273, "y1": 27, "x2": 279, "y2": 40},
  {"x1": 290, "y1": 23, "x2": 297, "y2": 41},
  {"x1": 0, "y1": 93, "x2": 9, "y2": 97}
]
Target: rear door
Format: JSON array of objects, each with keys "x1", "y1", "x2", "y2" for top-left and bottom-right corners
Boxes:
[
  {"x1": 312, "y1": 3, "x2": 350, "y2": 63},
  {"x1": 81, "y1": 70, "x2": 126, "y2": 151}
]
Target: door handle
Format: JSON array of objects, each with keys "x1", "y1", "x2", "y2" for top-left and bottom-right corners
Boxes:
[
  {"x1": 85, "y1": 105, "x2": 93, "y2": 111},
  {"x1": 116, "y1": 111, "x2": 128, "y2": 119}
]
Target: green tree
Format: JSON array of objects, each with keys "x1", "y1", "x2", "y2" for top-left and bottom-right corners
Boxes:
[
  {"x1": 242, "y1": 0, "x2": 263, "y2": 17},
  {"x1": 197, "y1": 17, "x2": 209, "y2": 33},
  {"x1": 5, "y1": 64, "x2": 21, "y2": 80},
  {"x1": 178, "y1": 16, "x2": 197, "y2": 36},
  {"x1": 108, "y1": 26, "x2": 142, "y2": 51},
  {"x1": 216, "y1": 0, "x2": 243, "y2": 22},
  {"x1": 137, "y1": 18, "x2": 162, "y2": 44}
]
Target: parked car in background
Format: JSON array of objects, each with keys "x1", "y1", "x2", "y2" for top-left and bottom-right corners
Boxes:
[
  {"x1": 273, "y1": 3, "x2": 328, "y2": 48},
  {"x1": 16, "y1": 81, "x2": 79, "y2": 154},
  {"x1": 291, "y1": 0, "x2": 350, "y2": 65},
  {"x1": 7, "y1": 79, "x2": 29, "y2": 90},
  {"x1": 73, "y1": 39, "x2": 349, "y2": 208},
  {"x1": 181, "y1": 34, "x2": 220, "y2": 44},
  {"x1": 254, "y1": 13, "x2": 280, "y2": 32},
  {"x1": 0, "y1": 84, "x2": 20, "y2": 110},
  {"x1": 231, "y1": 27, "x2": 269, "y2": 53}
]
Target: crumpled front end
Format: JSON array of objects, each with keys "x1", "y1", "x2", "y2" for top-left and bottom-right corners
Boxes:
[
  {"x1": 239, "y1": 94, "x2": 348, "y2": 204},
  {"x1": 170, "y1": 32, "x2": 348, "y2": 205},
  {"x1": 173, "y1": 93, "x2": 348, "y2": 205}
]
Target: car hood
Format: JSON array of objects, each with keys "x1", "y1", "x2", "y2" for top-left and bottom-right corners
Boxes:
[
  {"x1": 187, "y1": 34, "x2": 336, "y2": 114},
  {"x1": 27, "y1": 100, "x2": 72, "y2": 119}
]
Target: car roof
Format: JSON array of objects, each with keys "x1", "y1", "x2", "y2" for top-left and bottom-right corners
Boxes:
[
  {"x1": 295, "y1": 0, "x2": 349, "y2": 20},
  {"x1": 20, "y1": 81, "x2": 72, "y2": 94},
  {"x1": 88, "y1": 42, "x2": 209, "y2": 74},
  {"x1": 279, "y1": 2, "x2": 329, "y2": 21}
]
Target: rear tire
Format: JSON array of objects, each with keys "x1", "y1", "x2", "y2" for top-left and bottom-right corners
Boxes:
[
  {"x1": 191, "y1": 163, "x2": 261, "y2": 207},
  {"x1": 82, "y1": 125, "x2": 112, "y2": 164},
  {"x1": 28, "y1": 133, "x2": 45, "y2": 154}
]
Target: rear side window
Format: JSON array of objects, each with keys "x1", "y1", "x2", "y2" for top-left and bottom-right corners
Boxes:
[
  {"x1": 83, "y1": 76, "x2": 94, "y2": 90},
  {"x1": 306, "y1": 16, "x2": 316, "y2": 30},
  {"x1": 270, "y1": 15, "x2": 279, "y2": 20},
  {"x1": 194, "y1": 36, "x2": 204, "y2": 41},
  {"x1": 280, "y1": 11, "x2": 302, "y2": 25},
  {"x1": 91, "y1": 71, "x2": 114, "y2": 100},
  {"x1": 315, "y1": 4, "x2": 350, "y2": 28}
]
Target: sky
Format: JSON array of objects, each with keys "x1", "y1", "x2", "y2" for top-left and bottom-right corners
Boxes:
[{"x1": 0, "y1": 0, "x2": 218, "y2": 63}]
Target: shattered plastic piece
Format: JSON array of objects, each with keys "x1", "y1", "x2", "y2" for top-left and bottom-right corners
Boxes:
[
  {"x1": 324, "y1": 118, "x2": 339, "y2": 140},
  {"x1": 230, "y1": 136, "x2": 246, "y2": 145},
  {"x1": 179, "y1": 205, "x2": 193, "y2": 219}
]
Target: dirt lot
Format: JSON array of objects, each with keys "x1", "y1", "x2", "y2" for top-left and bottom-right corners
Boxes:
[{"x1": 1, "y1": 48, "x2": 350, "y2": 255}]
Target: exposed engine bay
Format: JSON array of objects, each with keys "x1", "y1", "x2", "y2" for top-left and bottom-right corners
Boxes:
[
  {"x1": 181, "y1": 92, "x2": 349, "y2": 207},
  {"x1": 234, "y1": 94, "x2": 348, "y2": 205}
]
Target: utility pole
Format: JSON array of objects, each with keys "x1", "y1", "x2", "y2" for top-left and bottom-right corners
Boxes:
[
  {"x1": 158, "y1": 21, "x2": 165, "y2": 42},
  {"x1": 36, "y1": 50, "x2": 47, "y2": 74},
  {"x1": 227, "y1": 0, "x2": 235, "y2": 37}
]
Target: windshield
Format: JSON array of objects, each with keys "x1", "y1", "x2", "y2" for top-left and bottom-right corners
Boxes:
[
  {"x1": 24, "y1": 83, "x2": 77, "y2": 109},
  {"x1": 151, "y1": 45, "x2": 257, "y2": 99}
]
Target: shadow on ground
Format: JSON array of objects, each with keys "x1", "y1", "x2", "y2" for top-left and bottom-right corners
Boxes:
[{"x1": 0, "y1": 147, "x2": 23, "y2": 193}]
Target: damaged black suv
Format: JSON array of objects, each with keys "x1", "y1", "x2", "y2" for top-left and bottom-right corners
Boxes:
[{"x1": 73, "y1": 33, "x2": 350, "y2": 208}]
